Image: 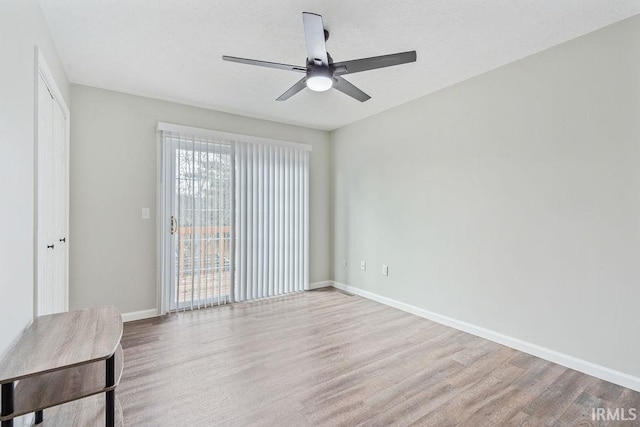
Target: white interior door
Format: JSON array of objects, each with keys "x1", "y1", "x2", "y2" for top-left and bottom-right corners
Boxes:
[
  {"x1": 37, "y1": 72, "x2": 68, "y2": 316},
  {"x1": 52, "y1": 94, "x2": 68, "y2": 312},
  {"x1": 37, "y1": 76, "x2": 55, "y2": 315}
]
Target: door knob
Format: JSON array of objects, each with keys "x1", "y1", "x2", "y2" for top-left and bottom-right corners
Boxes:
[{"x1": 47, "y1": 244, "x2": 54, "y2": 249}]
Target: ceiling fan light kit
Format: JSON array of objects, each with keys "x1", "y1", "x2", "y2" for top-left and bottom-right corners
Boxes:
[
  {"x1": 222, "y1": 12, "x2": 417, "y2": 102},
  {"x1": 306, "y1": 68, "x2": 334, "y2": 92}
]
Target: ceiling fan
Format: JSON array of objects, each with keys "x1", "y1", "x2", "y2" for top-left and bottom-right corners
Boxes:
[{"x1": 222, "y1": 12, "x2": 417, "y2": 102}]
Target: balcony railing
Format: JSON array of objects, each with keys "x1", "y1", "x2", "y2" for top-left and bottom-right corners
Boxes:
[{"x1": 175, "y1": 226, "x2": 232, "y2": 306}]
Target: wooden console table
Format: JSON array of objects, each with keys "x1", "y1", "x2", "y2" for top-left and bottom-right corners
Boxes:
[{"x1": 0, "y1": 307, "x2": 123, "y2": 426}]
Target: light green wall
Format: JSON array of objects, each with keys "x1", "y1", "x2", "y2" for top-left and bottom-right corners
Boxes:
[
  {"x1": 331, "y1": 15, "x2": 640, "y2": 377},
  {"x1": 0, "y1": 0, "x2": 70, "y2": 355},
  {"x1": 69, "y1": 85, "x2": 332, "y2": 313}
]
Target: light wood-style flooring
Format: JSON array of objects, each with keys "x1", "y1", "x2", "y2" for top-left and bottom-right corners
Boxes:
[{"x1": 119, "y1": 288, "x2": 640, "y2": 426}]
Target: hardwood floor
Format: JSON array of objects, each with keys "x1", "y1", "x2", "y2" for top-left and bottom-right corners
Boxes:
[{"x1": 119, "y1": 288, "x2": 639, "y2": 426}]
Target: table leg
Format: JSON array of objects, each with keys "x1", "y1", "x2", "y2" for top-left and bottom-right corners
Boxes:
[
  {"x1": 105, "y1": 354, "x2": 115, "y2": 427},
  {"x1": 1, "y1": 382, "x2": 14, "y2": 427},
  {"x1": 35, "y1": 410, "x2": 43, "y2": 424}
]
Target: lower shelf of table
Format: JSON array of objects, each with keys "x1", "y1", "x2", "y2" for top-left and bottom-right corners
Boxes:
[
  {"x1": 39, "y1": 393, "x2": 122, "y2": 427},
  {"x1": 0, "y1": 344, "x2": 123, "y2": 420}
]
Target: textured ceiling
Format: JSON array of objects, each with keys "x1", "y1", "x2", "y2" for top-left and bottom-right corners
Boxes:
[{"x1": 38, "y1": 0, "x2": 640, "y2": 131}]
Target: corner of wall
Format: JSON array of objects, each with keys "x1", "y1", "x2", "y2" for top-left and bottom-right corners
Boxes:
[{"x1": 327, "y1": 129, "x2": 337, "y2": 282}]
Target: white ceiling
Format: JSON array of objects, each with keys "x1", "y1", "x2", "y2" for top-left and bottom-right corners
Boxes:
[{"x1": 38, "y1": 1, "x2": 640, "y2": 131}]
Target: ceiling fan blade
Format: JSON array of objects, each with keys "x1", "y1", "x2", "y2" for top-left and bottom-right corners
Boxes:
[
  {"x1": 333, "y1": 77, "x2": 371, "y2": 102},
  {"x1": 222, "y1": 55, "x2": 306, "y2": 73},
  {"x1": 276, "y1": 78, "x2": 307, "y2": 101},
  {"x1": 332, "y1": 51, "x2": 417, "y2": 75},
  {"x1": 302, "y1": 12, "x2": 328, "y2": 66}
]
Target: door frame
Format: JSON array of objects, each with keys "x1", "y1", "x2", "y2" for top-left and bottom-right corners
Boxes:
[{"x1": 34, "y1": 47, "x2": 70, "y2": 317}]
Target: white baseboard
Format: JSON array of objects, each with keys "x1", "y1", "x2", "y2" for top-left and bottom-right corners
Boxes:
[
  {"x1": 12, "y1": 412, "x2": 34, "y2": 427},
  {"x1": 331, "y1": 281, "x2": 640, "y2": 392},
  {"x1": 124, "y1": 285, "x2": 330, "y2": 320},
  {"x1": 309, "y1": 280, "x2": 333, "y2": 290},
  {"x1": 121, "y1": 308, "x2": 159, "y2": 322}
]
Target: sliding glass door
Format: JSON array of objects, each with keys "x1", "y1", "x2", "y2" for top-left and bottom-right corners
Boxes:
[
  {"x1": 159, "y1": 124, "x2": 310, "y2": 313},
  {"x1": 165, "y1": 134, "x2": 233, "y2": 310}
]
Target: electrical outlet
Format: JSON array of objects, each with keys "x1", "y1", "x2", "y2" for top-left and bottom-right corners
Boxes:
[
  {"x1": 361, "y1": 261, "x2": 366, "y2": 271},
  {"x1": 382, "y1": 265, "x2": 389, "y2": 276},
  {"x1": 343, "y1": 260, "x2": 347, "y2": 267},
  {"x1": 141, "y1": 208, "x2": 150, "y2": 219}
]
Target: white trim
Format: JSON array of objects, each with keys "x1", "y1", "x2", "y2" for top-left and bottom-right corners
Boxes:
[
  {"x1": 156, "y1": 122, "x2": 312, "y2": 152},
  {"x1": 122, "y1": 309, "x2": 159, "y2": 323},
  {"x1": 36, "y1": 49, "x2": 70, "y2": 117},
  {"x1": 21, "y1": 413, "x2": 35, "y2": 427},
  {"x1": 156, "y1": 131, "x2": 164, "y2": 316},
  {"x1": 308, "y1": 281, "x2": 332, "y2": 290},
  {"x1": 18, "y1": 413, "x2": 35, "y2": 427},
  {"x1": 331, "y1": 281, "x2": 640, "y2": 392},
  {"x1": 157, "y1": 130, "x2": 175, "y2": 314}
]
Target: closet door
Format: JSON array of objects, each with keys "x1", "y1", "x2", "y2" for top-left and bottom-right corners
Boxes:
[
  {"x1": 36, "y1": 74, "x2": 68, "y2": 315},
  {"x1": 52, "y1": 97, "x2": 68, "y2": 312},
  {"x1": 37, "y1": 76, "x2": 55, "y2": 315}
]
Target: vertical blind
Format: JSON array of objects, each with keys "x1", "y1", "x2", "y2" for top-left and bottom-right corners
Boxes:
[
  {"x1": 160, "y1": 125, "x2": 310, "y2": 312},
  {"x1": 235, "y1": 141, "x2": 310, "y2": 302}
]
